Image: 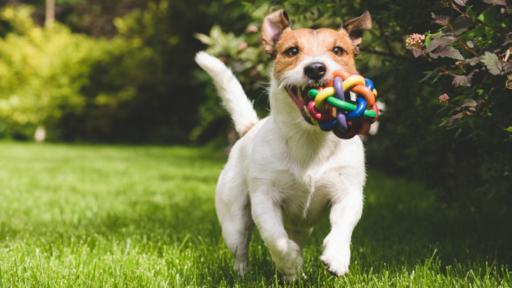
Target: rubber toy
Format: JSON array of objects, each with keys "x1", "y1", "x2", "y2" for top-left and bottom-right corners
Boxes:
[{"x1": 306, "y1": 70, "x2": 379, "y2": 139}]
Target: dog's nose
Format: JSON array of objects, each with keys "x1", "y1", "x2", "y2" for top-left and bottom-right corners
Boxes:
[{"x1": 304, "y1": 62, "x2": 326, "y2": 80}]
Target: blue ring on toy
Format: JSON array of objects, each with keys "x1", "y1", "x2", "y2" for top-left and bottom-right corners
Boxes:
[
  {"x1": 346, "y1": 97, "x2": 367, "y2": 120},
  {"x1": 365, "y1": 78, "x2": 374, "y2": 91},
  {"x1": 319, "y1": 119, "x2": 337, "y2": 131}
]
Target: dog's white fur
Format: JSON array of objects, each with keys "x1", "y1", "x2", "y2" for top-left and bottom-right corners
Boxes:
[
  {"x1": 195, "y1": 53, "x2": 259, "y2": 134},
  {"x1": 195, "y1": 50, "x2": 365, "y2": 278}
]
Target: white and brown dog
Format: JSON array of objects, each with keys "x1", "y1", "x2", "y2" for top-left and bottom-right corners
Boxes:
[{"x1": 195, "y1": 10, "x2": 373, "y2": 279}]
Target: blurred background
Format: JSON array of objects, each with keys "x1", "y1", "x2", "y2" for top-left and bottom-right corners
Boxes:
[{"x1": 0, "y1": 0, "x2": 510, "y2": 221}]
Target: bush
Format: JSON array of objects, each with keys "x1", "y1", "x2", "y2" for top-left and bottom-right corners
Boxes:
[
  {"x1": 0, "y1": 5, "x2": 100, "y2": 139},
  {"x1": 0, "y1": 5, "x2": 153, "y2": 141},
  {"x1": 195, "y1": 1, "x2": 512, "y2": 212},
  {"x1": 400, "y1": 1, "x2": 512, "y2": 212}
]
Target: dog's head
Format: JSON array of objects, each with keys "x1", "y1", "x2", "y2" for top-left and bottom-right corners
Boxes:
[{"x1": 262, "y1": 10, "x2": 372, "y2": 124}]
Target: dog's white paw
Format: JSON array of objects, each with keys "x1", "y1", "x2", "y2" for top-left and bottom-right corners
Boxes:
[
  {"x1": 271, "y1": 238, "x2": 303, "y2": 278},
  {"x1": 320, "y1": 234, "x2": 351, "y2": 276}
]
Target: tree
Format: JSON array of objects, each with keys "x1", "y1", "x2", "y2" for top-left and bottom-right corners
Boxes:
[{"x1": 45, "y1": 0, "x2": 54, "y2": 28}]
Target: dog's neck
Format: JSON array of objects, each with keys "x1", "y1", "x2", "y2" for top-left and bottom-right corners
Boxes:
[{"x1": 269, "y1": 79, "x2": 340, "y2": 166}]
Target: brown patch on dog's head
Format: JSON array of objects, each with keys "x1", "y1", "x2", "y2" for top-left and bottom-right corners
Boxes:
[
  {"x1": 273, "y1": 28, "x2": 358, "y2": 79},
  {"x1": 261, "y1": 10, "x2": 372, "y2": 80}
]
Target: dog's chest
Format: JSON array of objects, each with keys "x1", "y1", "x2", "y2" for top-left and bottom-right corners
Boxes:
[{"x1": 272, "y1": 168, "x2": 333, "y2": 224}]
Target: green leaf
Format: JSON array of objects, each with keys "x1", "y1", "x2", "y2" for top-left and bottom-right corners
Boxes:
[
  {"x1": 477, "y1": 7, "x2": 501, "y2": 27},
  {"x1": 424, "y1": 32, "x2": 432, "y2": 48},
  {"x1": 506, "y1": 126, "x2": 512, "y2": 133},
  {"x1": 480, "y1": 51, "x2": 503, "y2": 75},
  {"x1": 194, "y1": 33, "x2": 211, "y2": 45}
]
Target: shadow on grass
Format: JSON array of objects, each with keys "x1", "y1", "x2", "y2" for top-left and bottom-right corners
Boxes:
[
  {"x1": 3, "y1": 164, "x2": 509, "y2": 284},
  {"x1": 77, "y1": 170, "x2": 511, "y2": 280}
]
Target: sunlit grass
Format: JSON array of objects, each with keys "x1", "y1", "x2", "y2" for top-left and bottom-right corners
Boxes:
[{"x1": 0, "y1": 142, "x2": 510, "y2": 287}]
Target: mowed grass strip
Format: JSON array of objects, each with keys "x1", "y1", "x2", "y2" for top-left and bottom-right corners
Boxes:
[{"x1": 0, "y1": 142, "x2": 510, "y2": 287}]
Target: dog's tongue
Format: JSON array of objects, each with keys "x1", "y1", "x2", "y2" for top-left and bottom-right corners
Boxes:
[{"x1": 291, "y1": 87, "x2": 304, "y2": 108}]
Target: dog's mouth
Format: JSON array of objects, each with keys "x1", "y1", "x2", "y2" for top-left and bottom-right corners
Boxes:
[{"x1": 285, "y1": 82, "x2": 325, "y2": 124}]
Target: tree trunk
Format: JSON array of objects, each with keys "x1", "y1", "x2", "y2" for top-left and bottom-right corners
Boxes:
[{"x1": 45, "y1": 0, "x2": 55, "y2": 28}]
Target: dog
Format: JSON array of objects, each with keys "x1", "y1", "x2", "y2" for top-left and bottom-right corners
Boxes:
[{"x1": 195, "y1": 10, "x2": 372, "y2": 279}]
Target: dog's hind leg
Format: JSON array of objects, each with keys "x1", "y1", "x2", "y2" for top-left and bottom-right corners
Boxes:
[{"x1": 215, "y1": 159, "x2": 253, "y2": 276}]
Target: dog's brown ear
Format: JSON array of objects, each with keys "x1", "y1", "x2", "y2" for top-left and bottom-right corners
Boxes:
[
  {"x1": 343, "y1": 11, "x2": 372, "y2": 52},
  {"x1": 261, "y1": 9, "x2": 290, "y2": 54}
]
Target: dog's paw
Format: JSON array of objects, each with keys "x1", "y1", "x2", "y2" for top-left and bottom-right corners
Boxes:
[
  {"x1": 271, "y1": 238, "x2": 303, "y2": 278},
  {"x1": 233, "y1": 259, "x2": 248, "y2": 276},
  {"x1": 320, "y1": 234, "x2": 351, "y2": 276}
]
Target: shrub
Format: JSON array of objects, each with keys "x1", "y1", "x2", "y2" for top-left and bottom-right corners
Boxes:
[
  {"x1": 400, "y1": 1, "x2": 512, "y2": 211},
  {"x1": 0, "y1": 6, "x2": 142, "y2": 139},
  {"x1": 195, "y1": 1, "x2": 512, "y2": 212}
]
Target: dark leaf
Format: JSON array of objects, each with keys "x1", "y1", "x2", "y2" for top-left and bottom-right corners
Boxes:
[
  {"x1": 425, "y1": 35, "x2": 456, "y2": 53},
  {"x1": 503, "y1": 62, "x2": 512, "y2": 73},
  {"x1": 453, "y1": 0, "x2": 468, "y2": 6},
  {"x1": 412, "y1": 48, "x2": 424, "y2": 58},
  {"x1": 452, "y1": 75, "x2": 471, "y2": 87},
  {"x1": 451, "y1": 16, "x2": 472, "y2": 35},
  {"x1": 430, "y1": 46, "x2": 464, "y2": 60},
  {"x1": 432, "y1": 14, "x2": 452, "y2": 26},
  {"x1": 465, "y1": 57, "x2": 480, "y2": 66},
  {"x1": 420, "y1": 68, "x2": 441, "y2": 82},
  {"x1": 448, "y1": 112, "x2": 467, "y2": 125},
  {"x1": 506, "y1": 78, "x2": 512, "y2": 90},
  {"x1": 461, "y1": 99, "x2": 477, "y2": 109},
  {"x1": 483, "y1": 0, "x2": 507, "y2": 6}
]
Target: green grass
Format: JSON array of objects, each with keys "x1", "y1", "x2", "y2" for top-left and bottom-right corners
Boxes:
[{"x1": 0, "y1": 142, "x2": 510, "y2": 287}]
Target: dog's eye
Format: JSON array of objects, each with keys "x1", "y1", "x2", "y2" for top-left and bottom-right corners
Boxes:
[
  {"x1": 332, "y1": 46, "x2": 346, "y2": 56},
  {"x1": 284, "y1": 46, "x2": 299, "y2": 57}
]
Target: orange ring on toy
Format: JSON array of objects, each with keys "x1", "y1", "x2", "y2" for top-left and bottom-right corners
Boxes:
[{"x1": 352, "y1": 85, "x2": 376, "y2": 107}]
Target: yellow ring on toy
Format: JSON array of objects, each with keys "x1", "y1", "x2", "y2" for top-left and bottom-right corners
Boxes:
[
  {"x1": 314, "y1": 87, "x2": 335, "y2": 108},
  {"x1": 342, "y1": 75, "x2": 365, "y2": 91}
]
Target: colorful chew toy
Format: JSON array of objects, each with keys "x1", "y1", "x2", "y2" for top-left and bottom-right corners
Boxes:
[{"x1": 306, "y1": 70, "x2": 379, "y2": 139}]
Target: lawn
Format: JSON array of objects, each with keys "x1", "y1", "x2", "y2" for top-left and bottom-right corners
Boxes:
[{"x1": 0, "y1": 142, "x2": 510, "y2": 287}]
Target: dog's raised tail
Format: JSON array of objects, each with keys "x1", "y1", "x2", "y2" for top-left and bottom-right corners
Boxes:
[{"x1": 195, "y1": 51, "x2": 259, "y2": 136}]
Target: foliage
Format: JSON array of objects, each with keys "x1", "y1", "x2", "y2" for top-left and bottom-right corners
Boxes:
[
  {"x1": 58, "y1": 0, "x2": 176, "y2": 142},
  {"x1": 400, "y1": 1, "x2": 512, "y2": 210},
  {"x1": 0, "y1": 142, "x2": 510, "y2": 286},
  {"x1": 405, "y1": 1, "x2": 511, "y2": 131},
  {"x1": 0, "y1": 5, "x2": 105, "y2": 139},
  {"x1": 0, "y1": 0, "x2": 510, "y2": 211},
  {"x1": 0, "y1": 4, "x2": 164, "y2": 140},
  {"x1": 0, "y1": 0, "x2": 239, "y2": 142},
  {"x1": 195, "y1": 1, "x2": 512, "y2": 212},
  {"x1": 194, "y1": 0, "x2": 436, "y2": 140}
]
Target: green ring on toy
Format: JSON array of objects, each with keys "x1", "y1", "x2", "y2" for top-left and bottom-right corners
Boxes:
[{"x1": 308, "y1": 89, "x2": 377, "y2": 118}]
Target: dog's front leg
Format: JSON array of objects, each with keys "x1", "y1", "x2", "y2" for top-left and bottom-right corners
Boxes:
[
  {"x1": 321, "y1": 189, "x2": 363, "y2": 276},
  {"x1": 250, "y1": 187, "x2": 303, "y2": 279}
]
